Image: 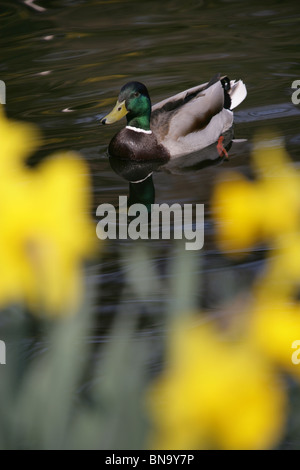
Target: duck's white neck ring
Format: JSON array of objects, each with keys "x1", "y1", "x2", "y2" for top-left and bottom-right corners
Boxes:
[
  {"x1": 130, "y1": 172, "x2": 153, "y2": 184},
  {"x1": 126, "y1": 125, "x2": 152, "y2": 135}
]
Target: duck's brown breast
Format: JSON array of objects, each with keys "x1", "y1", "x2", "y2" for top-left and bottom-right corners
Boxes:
[{"x1": 108, "y1": 128, "x2": 170, "y2": 162}]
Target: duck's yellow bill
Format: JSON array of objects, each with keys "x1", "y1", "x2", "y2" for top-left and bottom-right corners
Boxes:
[{"x1": 101, "y1": 100, "x2": 128, "y2": 125}]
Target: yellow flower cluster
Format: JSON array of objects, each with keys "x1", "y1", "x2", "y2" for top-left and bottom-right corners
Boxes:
[
  {"x1": 0, "y1": 105, "x2": 95, "y2": 315},
  {"x1": 212, "y1": 135, "x2": 300, "y2": 252},
  {"x1": 148, "y1": 134, "x2": 300, "y2": 449},
  {"x1": 212, "y1": 134, "x2": 300, "y2": 378},
  {"x1": 148, "y1": 319, "x2": 286, "y2": 450}
]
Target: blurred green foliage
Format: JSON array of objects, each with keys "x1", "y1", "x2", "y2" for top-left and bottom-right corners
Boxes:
[{"x1": 0, "y1": 244, "x2": 196, "y2": 450}]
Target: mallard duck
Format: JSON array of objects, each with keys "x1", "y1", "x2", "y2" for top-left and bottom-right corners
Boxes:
[{"x1": 101, "y1": 74, "x2": 247, "y2": 209}]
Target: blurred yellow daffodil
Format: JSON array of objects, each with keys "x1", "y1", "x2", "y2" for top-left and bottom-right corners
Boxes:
[
  {"x1": 0, "y1": 105, "x2": 96, "y2": 315},
  {"x1": 249, "y1": 298, "x2": 300, "y2": 379},
  {"x1": 247, "y1": 233, "x2": 300, "y2": 377},
  {"x1": 212, "y1": 133, "x2": 300, "y2": 378},
  {"x1": 211, "y1": 135, "x2": 300, "y2": 253},
  {"x1": 147, "y1": 318, "x2": 286, "y2": 450}
]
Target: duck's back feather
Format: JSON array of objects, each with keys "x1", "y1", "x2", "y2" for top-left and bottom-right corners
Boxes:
[{"x1": 229, "y1": 79, "x2": 247, "y2": 110}]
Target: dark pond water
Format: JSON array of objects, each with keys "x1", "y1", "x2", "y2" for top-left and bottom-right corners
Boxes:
[{"x1": 1, "y1": 0, "x2": 300, "y2": 359}]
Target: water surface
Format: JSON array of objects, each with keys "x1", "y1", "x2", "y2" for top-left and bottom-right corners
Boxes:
[{"x1": 1, "y1": 0, "x2": 300, "y2": 368}]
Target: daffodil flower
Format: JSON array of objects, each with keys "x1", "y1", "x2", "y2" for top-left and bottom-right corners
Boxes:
[
  {"x1": 212, "y1": 133, "x2": 300, "y2": 378},
  {"x1": 211, "y1": 135, "x2": 300, "y2": 252},
  {"x1": 0, "y1": 105, "x2": 96, "y2": 315},
  {"x1": 147, "y1": 318, "x2": 286, "y2": 450}
]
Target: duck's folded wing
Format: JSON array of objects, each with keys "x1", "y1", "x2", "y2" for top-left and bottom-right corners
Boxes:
[
  {"x1": 152, "y1": 79, "x2": 226, "y2": 141},
  {"x1": 152, "y1": 81, "x2": 209, "y2": 114}
]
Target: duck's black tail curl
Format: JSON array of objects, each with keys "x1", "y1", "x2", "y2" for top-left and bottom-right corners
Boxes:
[{"x1": 220, "y1": 76, "x2": 232, "y2": 109}]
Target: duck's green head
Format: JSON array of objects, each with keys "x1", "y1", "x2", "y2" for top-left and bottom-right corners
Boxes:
[{"x1": 101, "y1": 81, "x2": 151, "y2": 130}]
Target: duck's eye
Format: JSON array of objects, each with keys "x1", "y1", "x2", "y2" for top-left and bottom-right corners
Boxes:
[{"x1": 134, "y1": 92, "x2": 140, "y2": 98}]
